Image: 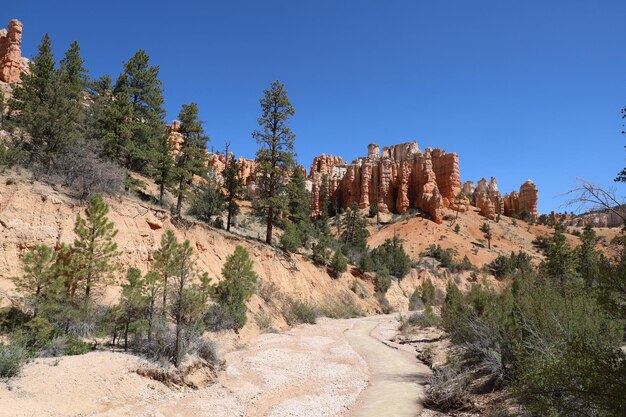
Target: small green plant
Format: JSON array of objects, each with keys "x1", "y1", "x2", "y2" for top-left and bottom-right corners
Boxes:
[
  {"x1": 330, "y1": 250, "x2": 348, "y2": 277},
  {"x1": 454, "y1": 224, "x2": 461, "y2": 234},
  {"x1": 283, "y1": 299, "x2": 318, "y2": 325}
]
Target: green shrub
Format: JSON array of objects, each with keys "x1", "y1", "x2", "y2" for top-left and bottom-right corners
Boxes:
[
  {"x1": 0, "y1": 307, "x2": 31, "y2": 333},
  {"x1": 0, "y1": 343, "x2": 28, "y2": 378},
  {"x1": 280, "y1": 221, "x2": 302, "y2": 252},
  {"x1": 330, "y1": 251, "x2": 348, "y2": 277},
  {"x1": 13, "y1": 317, "x2": 57, "y2": 352},
  {"x1": 374, "y1": 269, "x2": 392, "y2": 294},
  {"x1": 488, "y1": 251, "x2": 532, "y2": 278},
  {"x1": 254, "y1": 311, "x2": 276, "y2": 333},
  {"x1": 350, "y1": 280, "x2": 368, "y2": 299},
  {"x1": 421, "y1": 244, "x2": 456, "y2": 269},
  {"x1": 283, "y1": 299, "x2": 318, "y2": 325},
  {"x1": 418, "y1": 278, "x2": 437, "y2": 306},
  {"x1": 368, "y1": 237, "x2": 412, "y2": 278},
  {"x1": 399, "y1": 306, "x2": 440, "y2": 331}
]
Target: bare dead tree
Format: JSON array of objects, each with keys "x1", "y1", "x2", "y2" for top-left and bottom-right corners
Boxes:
[{"x1": 565, "y1": 179, "x2": 626, "y2": 227}]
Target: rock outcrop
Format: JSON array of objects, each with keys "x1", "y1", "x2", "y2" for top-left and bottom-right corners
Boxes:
[
  {"x1": 308, "y1": 142, "x2": 449, "y2": 223},
  {"x1": 503, "y1": 180, "x2": 539, "y2": 219},
  {"x1": 0, "y1": 19, "x2": 26, "y2": 83},
  {"x1": 473, "y1": 177, "x2": 503, "y2": 220}
]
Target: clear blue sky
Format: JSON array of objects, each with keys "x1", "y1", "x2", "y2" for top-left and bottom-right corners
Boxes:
[{"x1": 5, "y1": 0, "x2": 626, "y2": 213}]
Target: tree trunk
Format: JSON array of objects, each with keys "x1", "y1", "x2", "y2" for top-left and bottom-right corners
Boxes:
[
  {"x1": 266, "y1": 206, "x2": 273, "y2": 244},
  {"x1": 227, "y1": 200, "x2": 232, "y2": 232}
]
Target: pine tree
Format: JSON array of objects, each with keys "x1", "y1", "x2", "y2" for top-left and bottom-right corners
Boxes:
[
  {"x1": 578, "y1": 225, "x2": 601, "y2": 288},
  {"x1": 153, "y1": 230, "x2": 179, "y2": 313},
  {"x1": 71, "y1": 194, "x2": 119, "y2": 302},
  {"x1": 97, "y1": 80, "x2": 134, "y2": 163},
  {"x1": 114, "y1": 50, "x2": 166, "y2": 172},
  {"x1": 252, "y1": 80, "x2": 296, "y2": 245},
  {"x1": 120, "y1": 268, "x2": 146, "y2": 351},
  {"x1": 151, "y1": 133, "x2": 175, "y2": 205},
  {"x1": 542, "y1": 228, "x2": 577, "y2": 292},
  {"x1": 342, "y1": 203, "x2": 369, "y2": 252},
  {"x1": 141, "y1": 270, "x2": 161, "y2": 341},
  {"x1": 222, "y1": 144, "x2": 241, "y2": 232},
  {"x1": 168, "y1": 240, "x2": 197, "y2": 367},
  {"x1": 8, "y1": 36, "x2": 89, "y2": 163},
  {"x1": 213, "y1": 246, "x2": 257, "y2": 330},
  {"x1": 14, "y1": 245, "x2": 58, "y2": 312},
  {"x1": 480, "y1": 222, "x2": 492, "y2": 249},
  {"x1": 7, "y1": 34, "x2": 56, "y2": 156},
  {"x1": 171, "y1": 102, "x2": 209, "y2": 218}
]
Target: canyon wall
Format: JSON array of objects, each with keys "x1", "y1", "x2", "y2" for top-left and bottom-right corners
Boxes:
[
  {"x1": 503, "y1": 180, "x2": 539, "y2": 218},
  {"x1": 0, "y1": 19, "x2": 27, "y2": 83}
]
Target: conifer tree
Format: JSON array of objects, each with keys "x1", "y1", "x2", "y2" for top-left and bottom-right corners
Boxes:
[
  {"x1": 480, "y1": 222, "x2": 493, "y2": 249},
  {"x1": 114, "y1": 50, "x2": 166, "y2": 172},
  {"x1": 252, "y1": 80, "x2": 296, "y2": 245},
  {"x1": 213, "y1": 246, "x2": 257, "y2": 330},
  {"x1": 14, "y1": 245, "x2": 58, "y2": 312},
  {"x1": 153, "y1": 230, "x2": 179, "y2": 312},
  {"x1": 120, "y1": 268, "x2": 146, "y2": 351},
  {"x1": 171, "y1": 102, "x2": 209, "y2": 218},
  {"x1": 141, "y1": 270, "x2": 161, "y2": 341},
  {"x1": 222, "y1": 144, "x2": 241, "y2": 232},
  {"x1": 71, "y1": 194, "x2": 119, "y2": 302},
  {"x1": 168, "y1": 240, "x2": 197, "y2": 367},
  {"x1": 152, "y1": 133, "x2": 175, "y2": 205},
  {"x1": 342, "y1": 203, "x2": 369, "y2": 252},
  {"x1": 97, "y1": 81, "x2": 134, "y2": 163},
  {"x1": 578, "y1": 225, "x2": 601, "y2": 288},
  {"x1": 8, "y1": 34, "x2": 55, "y2": 156}
]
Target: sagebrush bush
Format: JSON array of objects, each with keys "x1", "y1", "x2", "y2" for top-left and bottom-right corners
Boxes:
[
  {"x1": 283, "y1": 299, "x2": 317, "y2": 325},
  {"x1": 0, "y1": 343, "x2": 28, "y2": 378},
  {"x1": 424, "y1": 362, "x2": 472, "y2": 411}
]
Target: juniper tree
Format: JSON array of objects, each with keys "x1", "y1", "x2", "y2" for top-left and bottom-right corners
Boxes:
[
  {"x1": 171, "y1": 103, "x2": 209, "y2": 218},
  {"x1": 71, "y1": 194, "x2": 119, "y2": 303},
  {"x1": 114, "y1": 50, "x2": 166, "y2": 172},
  {"x1": 222, "y1": 144, "x2": 241, "y2": 232},
  {"x1": 252, "y1": 80, "x2": 296, "y2": 245}
]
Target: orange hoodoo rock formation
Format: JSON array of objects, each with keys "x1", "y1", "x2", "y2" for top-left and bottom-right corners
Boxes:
[
  {"x1": 503, "y1": 180, "x2": 539, "y2": 218},
  {"x1": 167, "y1": 120, "x2": 257, "y2": 186},
  {"x1": 0, "y1": 19, "x2": 27, "y2": 83},
  {"x1": 308, "y1": 142, "x2": 463, "y2": 224}
]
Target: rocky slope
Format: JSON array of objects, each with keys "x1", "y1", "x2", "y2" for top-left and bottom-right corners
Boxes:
[{"x1": 0, "y1": 171, "x2": 384, "y2": 337}]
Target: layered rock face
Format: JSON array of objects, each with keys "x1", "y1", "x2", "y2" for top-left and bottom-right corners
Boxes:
[
  {"x1": 308, "y1": 142, "x2": 456, "y2": 224},
  {"x1": 0, "y1": 19, "x2": 26, "y2": 83},
  {"x1": 503, "y1": 180, "x2": 539, "y2": 218}
]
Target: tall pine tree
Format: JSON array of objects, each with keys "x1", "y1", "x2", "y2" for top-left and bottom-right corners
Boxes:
[
  {"x1": 252, "y1": 80, "x2": 296, "y2": 245},
  {"x1": 171, "y1": 102, "x2": 209, "y2": 218},
  {"x1": 114, "y1": 50, "x2": 165, "y2": 172},
  {"x1": 222, "y1": 144, "x2": 241, "y2": 232},
  {"x1": 71, "y1": 194, "x2": 119, "y2": 302}
]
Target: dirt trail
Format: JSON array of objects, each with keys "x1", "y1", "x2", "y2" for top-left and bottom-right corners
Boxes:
[
  {"x1": 346, "y1": 317, "x2": 429, "y2": 417},
  {"x1": 0, "y1": 315, "x2": 427, "y2": 417}
]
